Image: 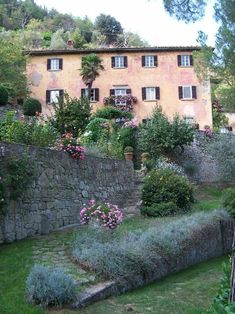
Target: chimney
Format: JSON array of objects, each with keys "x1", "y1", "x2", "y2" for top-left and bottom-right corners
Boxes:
[{"x1": 67, "y1": 40, "x2": 74, "y2": 49}]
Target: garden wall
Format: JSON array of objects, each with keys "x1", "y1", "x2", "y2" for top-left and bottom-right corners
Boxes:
[
  {"x1": 0, "y1": 142, "x2": 135, "y2": 244},
  {"x1": 178, "y1": 132, "x2": 235, "y2": 183}
]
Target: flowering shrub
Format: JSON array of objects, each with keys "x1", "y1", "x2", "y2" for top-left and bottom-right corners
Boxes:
[
  {"x1": 123, "y1": 118, "x2": 138, "y2": 129},
  {"x1": 212, "y1": 99, "x2": 229, "y2": 131},
  {"x1": 103, "y1": 95, "x2": 137, "y2": 112},
  {"x1": 63, "y1": 144, "x2": 85, "y2": 160},
  {"x1": 204, "y1": 125, "x2": 213, "y2": 138},
  {"x1": 155, "y1": 157, "x2": 185, "y2": 176},
  {"x1": 80, "y1": 200, "x2": 123, "y2": 229}
]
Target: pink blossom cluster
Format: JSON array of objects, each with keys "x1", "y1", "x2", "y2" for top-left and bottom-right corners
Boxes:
[
  {"x1": 212, "y1": 100, "x2": 225, "y2": 113},
  {"x1": 204, "y1": 125, "x2": 213, "y2": 138},
  {"x1": 80, "y1": 200, "x2": 123, "y2": 230},
  {"x1": 63, "y1": 144, "x2": 85, "y2": 160},
  {"x1": 123, "y1": 118, "x2": 138, "y2": 129}
]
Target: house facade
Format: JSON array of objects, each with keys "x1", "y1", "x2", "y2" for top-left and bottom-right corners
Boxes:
[{"x1": 26, "y1": 47, "x2": 212, "y2": 129}]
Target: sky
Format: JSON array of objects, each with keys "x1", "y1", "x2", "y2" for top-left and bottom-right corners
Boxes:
[{"x1": 34, "y1": 0, "x2": 219, "y2": 47}]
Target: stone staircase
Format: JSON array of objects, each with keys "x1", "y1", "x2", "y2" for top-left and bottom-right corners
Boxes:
[{"x1": 122, "y1": 171, "x2": 144, "y2": 217}]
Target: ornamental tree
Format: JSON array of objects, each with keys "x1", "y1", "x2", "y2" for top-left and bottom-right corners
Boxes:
[{"x1": 138, "y1": 106, "x2": 195, "y2": 157}]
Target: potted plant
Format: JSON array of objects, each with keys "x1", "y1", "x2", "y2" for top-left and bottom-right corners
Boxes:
[
  {"x1": 124, "y1": 146, "x2": 134, "y2": 161},
  {"x1": 141, "y1": 152, "x2": 150, "y2": 163}
]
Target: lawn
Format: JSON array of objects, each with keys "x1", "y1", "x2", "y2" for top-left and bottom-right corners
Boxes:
[{"x1": 0, "y1": 185, "x2": 230, "y2": 314}]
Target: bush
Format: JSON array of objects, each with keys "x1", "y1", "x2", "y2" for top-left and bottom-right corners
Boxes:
[
  {"x1": 140, "y1": 202, "x2": 178, "y2": 217},
  {"x1": 95, "y1": 106, "x2": 132, "y2": 120},
  {"x1": 155, "y1": 157, "x2": 185, "y2": 176},
  {"x1": 83, "y1": 118, "x2": 110, "y2": 143},
  {"x1": 23, "y1": 98, "x2": 42, "y2": 116},
  {"x1": 142, "y1": 168, "x2": 194, "y2": 210},
  {"x1": 26, "y1": 265, "x2": 76, "y2": 307},
  {"x1": 80, "y1": 200, "x2": 123, "y2": 229},
  {"x1": 138, "y1": 106, "x2": 195, "y2": 157},
  {"x1": 0, "y1": 85, "x2": 8, "y2": 106},
  {"x1": 0, "y1": 111, "x2": 59, "y2": 147},
  {"x1": 73, "y1": 210, "x2": 229, "y2": 285},
  {"x1": 223, "y1": 187, "x2": 235, "y2": 217},
  {"x1": 51, "y1": 93, "x2": 91, "y2": 137}
]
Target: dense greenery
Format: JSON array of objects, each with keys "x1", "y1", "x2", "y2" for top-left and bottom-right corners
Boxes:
[
  {"x1": 23, "y1": 98, "x2": 42, "y2": 116},
  {"x1": 51, "y1": 93, "x2": 91, "y2": 137},
  {"x1": 0, "y1": 33, "x2": 27, "y2": 97},
  {"x1": 142, "y1": 168, "x2": 194, "y2": 212},
  {"x1": 0, "y1": 155, "x2": 33, "y2": 214},
  {"x1": 0, "y1": 111, "x2": 59, "y2": 147},
  {"x1": 0, "y1": 85, "x2": 8, "y2": 106},
  {"x1": 95, "y1": 14, "x2": 123, "y2": 45},
  {"x1": 95, "y1": 106, "x2": 132, "y2": 120},
  {"x1": 223, "y1": 187, "x2": 235, "y2": 217},
  {"x1": 140, "y1": 201, "x2": 178, "y2": 217},
  {"x1": 138, "y1": 107, "x2": 195, "y2": 157}
]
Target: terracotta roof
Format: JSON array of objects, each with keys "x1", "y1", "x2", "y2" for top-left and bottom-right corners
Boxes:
[{"x1": 25, "y1": 46, "x2": 202, "y2": 56}]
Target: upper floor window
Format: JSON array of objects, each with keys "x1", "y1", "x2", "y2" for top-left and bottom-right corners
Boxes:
[
  {"x1": 110, "y1": 87, "x2": 131, "y2": 105},
  {"x1": 81, "y1": 88, "x2": 99, "y2": 102},
  {"x1": 46, "y1": 89, "x2": 64, "y2": 104},
  {"x1": 177, "y1": 55, "x2": 193, "y2": 67},
  {"x1": 142, "y1": 87, "x2": 160, "y2": 101},
  {"x1": 142, "y1": 55, "x2": 158, "y2": 67},
  {"x1": 111, "y1": 56, "x2": 127, "y2": 68},
  {"x1": 178, "y1": 86, "x2": 197, "y2": 100},
  {"x1": 47, "y1": 58, "x2": 63, "y2": 71}
]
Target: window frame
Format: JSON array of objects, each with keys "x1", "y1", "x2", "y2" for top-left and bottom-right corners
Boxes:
[
  {"x1": 142, "y1": 87, "x2": 160, "y2": 101},
  {"x1": 178, "y1": 85, "x2": 197, "y2": 100},
  {"x1": 46, "y1": 89, "x2": 64, "y2": 104},
  {"x1": 111, "y1": 56, "x2": 127, "y2": 68},
  {"x1": 47, "y1": 58, "x2": 63, "y2": 71},
  {"x1": 81, "y1": 88, "x2": 99, "y2": 102},
  {"x1": 177, "y1": 54, "x2": 193, "y2": 67}
]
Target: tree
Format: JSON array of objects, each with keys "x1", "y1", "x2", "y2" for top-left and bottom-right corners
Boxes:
[
  {"x1": 51, "y1": 93, "x2": 91, "y2": 137},
  {"x1": 162, "y1": 0, "x2": 207, "y2": 23},
  {"x1": 138, "y1": 107, "x2": 195, "y2": 157},
  {"x1": 50, "y1": 29, "x2": 67, "y2": 49},
  {"x1": 116, "y1": 32, "x2": 149, "y2": 47},
  {"x1": 95, "y1": 14, "x2": 123, "y2": 45},
  {"x1": 80, "y1": 53, "x2": 104, "y2": 100},
  {"x1": 0, "y1": 31, "x2": 27, "y2": 97}
]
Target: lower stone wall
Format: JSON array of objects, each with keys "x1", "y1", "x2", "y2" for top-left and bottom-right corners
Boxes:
[{"x1": 0, "y1": 142, "x2": 135, "y2": 243}]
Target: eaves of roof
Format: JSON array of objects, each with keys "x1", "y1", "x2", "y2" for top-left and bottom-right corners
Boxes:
[{"x1": 24, "y1": 46, "x2": 203, "y2": 56}]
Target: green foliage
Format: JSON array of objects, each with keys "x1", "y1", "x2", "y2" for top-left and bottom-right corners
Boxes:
[
  {"x1": 140, "y1": 202, "x2": 178, "y2": 217},
  {"x1": 82, "y1": 118, "x2": 109, "y2": 143},
  {"x1": 208, "y1": 261, "x2": 235, "y2": 313},
  {"x1": 0, "y1": 85, "x2": 8, "y2": 106},
  {"x1": 142, "y1": 168, "x2": 194, "y2": 210},
  {"x1": 162, "y1": 0, "x2": 207, "y2": 22},
  {"x1": 51, "y1": 93, "x2": 91, "y2": 137},
  {"x1": 80, "y1": 54, "x2": 104, "y2": 97},
  {"x1": 0, "y1": 32, "x2": 27, "y2": 97},
  {"x1": 23, "y1": 98, "x2": 42, "y2": 116},
  {"x1": 223, "y1": 188, "x2": 235, "y2": 217},
  {"x1": 0, "y1": 155, "x2": 33, "y2": 214},
  {"x1": 26, "y1": 264, "x2": 76, "y2": 307},
  {"x1": 0, "y1": 111, "x2": 59, "y2": 147},
  {"x1": 95, "y1": 14, "x2": 123, "y2": 45},
  {"x1": 95, "y1": 106, "x2": 132, "y2": 120},
  {"x1": 138, "y1": 107, "x2": 195, "y2": 157}
]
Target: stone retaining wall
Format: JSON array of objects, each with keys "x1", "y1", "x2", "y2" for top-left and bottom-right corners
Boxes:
[{"x1": 0, "y1": 142, "x2": 135, "y2": 243}]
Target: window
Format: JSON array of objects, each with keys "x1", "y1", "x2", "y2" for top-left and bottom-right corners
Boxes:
[
  {"x1": 111, "y1": 56, "x2": 127, "y2": 68},
  {"x1": 46, "y1": 89, "x2": 64, "y2": 104},
  {"x1": 110, "y1": 87, "x2": 131, "y2": 105},
  {"x1": 178, "y1": 86, "x2": 197, "y2": 100},
  {"x1": 81, "y1": 88, "x2": 99, "y2": 102},
  {"x1": 142, "y1": 55, "x2": 158, "y2": 67},
  {"x1": 177, "y1": 55, "x2": 193, "y2": 67},
  {"x1": 47, "y1": 58, "x2": 63, "y2": 71},
  {"x1": 142, "y1": 87, "x2": 160, "y2": 101}
]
